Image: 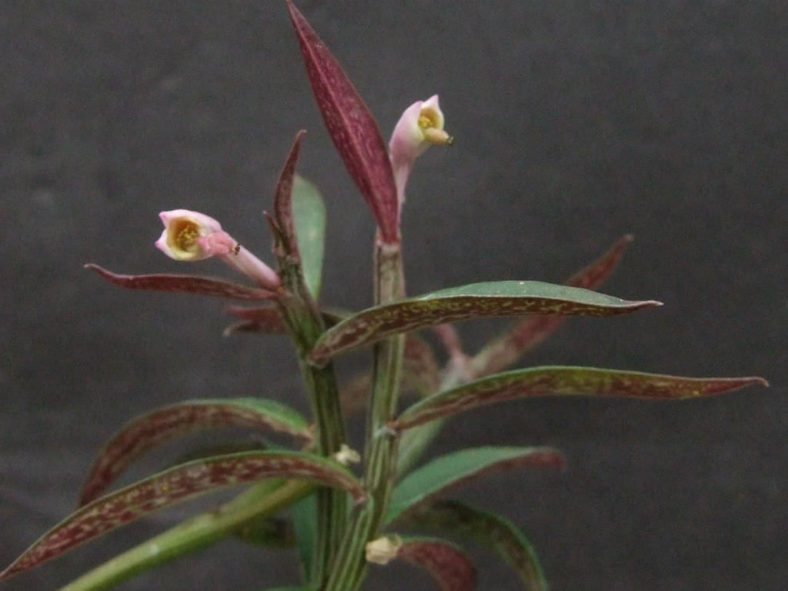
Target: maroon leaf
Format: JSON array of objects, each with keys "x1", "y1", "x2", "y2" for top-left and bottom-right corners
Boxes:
[
  {"x1": 469, "y1": 234, "x2": 634, "y2": 377},
  {"x1": 0, "y1": 451, "x2": 364, "y2": 582},
  {"x1": 86, "y1": 264, "x2": 274, "y2": 300},
  {"x1": 79, "y1": 399, "x2": 313, "y2": 505},
  {"x1": 273, "y1": 130, "x2": 307, "y2": 259},
  {"x1": 287, "y1": 1, "x2": 399, "y2": 243},
  {"x1": 308, "y1": 281, "x2": 661, "y2": 366},
  {"x1": 396, "y1": 537, "x2": 477, "y2": 591},
  {"x1": 392, "y1": 366, "x2": 769, "y2": 431}
]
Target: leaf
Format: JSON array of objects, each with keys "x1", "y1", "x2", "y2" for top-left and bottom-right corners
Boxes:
[
  {"x1": 470, "y1": 234, "x2": 634, "y2": 377},
  {"x1": 287, "y1": 0, "x2": 399, "y2": 243},
  {"x1": 386, "y1": 446, "x2": 564, "y2": 524},
  {"x1": 236, "y1": 516, "x2": 295, "y2": 549},
  {"x1": 79, "y1": 398, "x2": 313, "y2": 505},
  {"x1": 395, "y1": 536, "x2": 476, "y2": 591},
  {"x1": 291, "y1": 493, "x2": 318, "y2": 582},
  {"x1": 292, "y1": 175, "x2": 327, "y2": 299},
  {"x1": 309, "y1": 281, "x2": 661, "y2": 366},
  {"x1": 402, "y1": 500, "x2": 547, "y2": 591},
  {"x1": 85, "y1": 264, "x2": 274, "y2": 300},
  {"x1": 223, "y1": 306, "x2": 343, "y2": 336},
  {"x1": 393, "y1": 366, "x2": 770, "y2": 431},
  {"x1": 273, "y1": 130, "x2": 306, "y2": 262},
  {"x1": 0, "y1": 451, "x2": 364, "y2": 582}
]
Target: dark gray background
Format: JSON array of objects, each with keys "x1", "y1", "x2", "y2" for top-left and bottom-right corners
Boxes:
[{"x1": 1, "y1": 1, "x2": 785, "y2": 589}]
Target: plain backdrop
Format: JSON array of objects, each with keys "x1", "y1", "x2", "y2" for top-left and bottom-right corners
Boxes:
[{"x1": 1, "y1": 2, "x2": 785, "y2": 590}]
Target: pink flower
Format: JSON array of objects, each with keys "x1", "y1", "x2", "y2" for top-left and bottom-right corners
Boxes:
[
  {"x1": 155, "y1": 209, "x2": 281, "y2": 292},
  {"x1": 389, "y1": 95, "x2": 453, "y2": 206}
]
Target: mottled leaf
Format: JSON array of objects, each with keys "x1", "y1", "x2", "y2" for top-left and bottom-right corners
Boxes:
[
  {"x1": 273, "y1": 130, "x2": 306, "y2": 262},
  {"x1": 470, "y1": 234, "x2": 634, "y2": 377},
  {"x1": 86, "y1": 264, "x2": 274, "y2": 300},
  {"x1": 292, "y1": 175, "x2": 327, "y2": 299},
  {"x1": 79, "y1": 398, "x2": 312, "y2": 505},
  {"x1": 309, "y1": 281, "x2": 661, "y2": 366},
  {"x1": 387, "y1": 446, "x2": 564, "y2": 524},
  {"x1": 287, "y1": 1, "x2": 399, "y2": 243},
  {"x1": 395, "y1": 536, "x2": 476, "y2": 591},
  {"x1": 1, "y1": 451, "x2": 365, "y2": 582},
  {"x1": 393, "y1": 366, "x2": 769, "y2": 431},
  {"x1": 403, "y1": 500, "x2": 547, "y2": 591}
]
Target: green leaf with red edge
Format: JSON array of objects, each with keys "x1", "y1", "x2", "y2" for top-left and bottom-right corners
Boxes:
[
  {"x1": 386, "y1": 446, "x2": 564, "y2": 524},
  {"x1": 392, "y1": 366, "x2": 769, "y2": 431},
  {"x1": 470, "y1": 234, "x2": 634, "y2": 377},
  {"x1": 394, "y1": 536, "x2": 477, "y2": 591},
  {"x1": 400, "y1": 500, "x2": 547, "y2": 591},
  {"x1": 0, "y1": 451, "x2": 364, "y2": 583},
  {"x1": 308, "y1": 281, "x2": 661, "y2": 366},
  {"x1": 286, "y1": 1, "x2": 399, "y2": 243},
  {"x1": 85, "y1": 264, "x2": 274, "y2": 300},
  {"x1": 79, "y1": 398, "x2": 312, "y2": 505}
]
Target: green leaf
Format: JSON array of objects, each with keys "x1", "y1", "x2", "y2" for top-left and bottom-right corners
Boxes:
[
  {"x1": 291, "y1": 493, "x2": 318, "y2": 582},
  {"x1": 394, "y1": 536, "x2": 476, "y2": 591},
  {"x1": 292, "y1": 175, "x2": 327, "y2": 299},
  {"x1": 1, "y1": 451, "x2": 364, "y2": 583},
  {"x1": 402, "y1": 500, "x2": 547, "y2": 591},
  {"x1": 79, "y1": 398, "x2": 312, "y2": 505},
  {"x1": 235, "y1": 516, "x2": 295, "y2": 548},
  {"x1": 387, "y1": 446, "x2": 564, "y2": 524},
  {"x1": 392, "y1": 367, "x2": 769, "y2": 431},
  {"x1": 469, "y1": 234, "x2": 634, "y2": 377},
  {"x1": 308, "y1": 281, "x2": 661, "y2": 366}
]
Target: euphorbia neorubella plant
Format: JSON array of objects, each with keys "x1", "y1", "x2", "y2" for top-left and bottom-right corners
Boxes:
[{"x1": 2, "y1": 2, "x2": 767, "y2": 590}]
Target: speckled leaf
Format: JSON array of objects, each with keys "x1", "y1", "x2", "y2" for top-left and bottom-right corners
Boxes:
[
  {"x1": 395, "y1": 536, "x2": 476, "y2": 591},
  {"x1": 79, "y1": 398, "x2": 313, "y2": 505},
  {"x1": 86, "y1": 264, "x2": 274, "y2": 300},
  {"x1": 292, "y1": 175, "x2": 327, "y2": 299},
  {"x1": 470, "y1": 234, "x2": 634, "y2": 377},
  {"x1": 393, "y1": 366, "x2": 769, "y2": 431},
  {"x1": 402, "y1": 500, "x2": 547, "y2": 591},
  {"x1": 386, "y1": 446, "x2": 564, "y2": 524},
  {"x1": 273, "y1": 130, "x2": 306, "y2": 261},
  {"x1": 223, "y1": 306, "x2": 343, "y2": 336},
  {"x1": 309, "y1": 281, "x2": 661, "y2": 366},
  {"x1": 0, "y1": 451, "x2": 364, "y2": 582},
  {"x1": 287, "y1": 1, "x2": 399, "y2": 243}
]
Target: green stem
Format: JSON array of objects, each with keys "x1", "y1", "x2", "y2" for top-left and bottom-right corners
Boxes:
[
  {"x1": 61, "y1": 479, "x2": 313, "y2": 591},
  {"x1": 325, "y1": 242, "x2": 405, "y2": 590}
]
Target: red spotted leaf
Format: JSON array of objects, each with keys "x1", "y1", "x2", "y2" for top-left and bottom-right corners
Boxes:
[
  {"x1": 470, "y1": 234, "x2": 634, "y2": 377},
  {"x1": 86, "y1": 264, "x2": 274, "y2": 300},
  {"x1": 1, "y1": 451, "x2": 364, "y2": 582},
  {"x1": 273, "y1": 130, "x2": 306, "y2": 261},
  {"x1": 403, "y1": 500, "x2": 547, "y2": 591},
  {"x1": 79, "y1": 398, "x2": 312, "y2": 505},
  {"x1": 395, "y1": 537, "x2": 476, "y2": 591},
  {"x1": 387, "y1": 446, "x2": 564, "y2": 524},
  {"x1": 392, "y1": 366, "x2": 769, "y2": 431},
  {"x1": 308, "y1": 281, "x2": 661, "y2": 366},
  {"x1": 287, "y1": 1, "x2": 399, "y2": 243}
]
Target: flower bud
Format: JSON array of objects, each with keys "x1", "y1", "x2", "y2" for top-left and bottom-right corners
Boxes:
[
  {"x1": 156, "y1": 209, "x2": 280, "y2": 292},
  {"x1": 365, "y1": 534, "x2": 403, "y2": 565}
]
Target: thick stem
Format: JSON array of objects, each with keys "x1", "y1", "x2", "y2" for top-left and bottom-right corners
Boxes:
[
  {"x1": 60, "y1": 479, "x2": 312, "y2": 591},
  {"x1": 325, "y1": 241, "x2": 404, "y2": 590}
]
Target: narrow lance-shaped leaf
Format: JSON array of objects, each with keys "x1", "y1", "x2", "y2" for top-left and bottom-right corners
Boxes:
[
  {"x1": 273, "y1": 130, "x2": 306, "y2": 261},
  {"x1": 402, "y1": 500, "x2": 547, "y2": 591},
  {"x1": 309, "y1": 281, "x2": 661, "y2": 366},
  {"x1": 0, "y1": 451, "x2": 365, "y2": 583},
  {"x1": 393, "y1": 366, "x2": 770, "y2": 431},
  {"x1": 86, "y1": 264, "x2": 274, "y2": 300},
  {"x1": 386, "y1": 446, "x2": 564, "y2": 524},
  {"x1": 79, "y1": 398, "x2": 313, "y2": 506},
  {"x1": 287, "y1": 0, "x2": 399, "y2": 243},
  {"x1": 470, "y1": 234, "x2": 634, "y2": 377},
  {"x1": 394, "y1": 536, "x2": 477, "y2": 591},
  {"x1": 292, "y1": 175, "x2": 327, "y2": 299}
]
